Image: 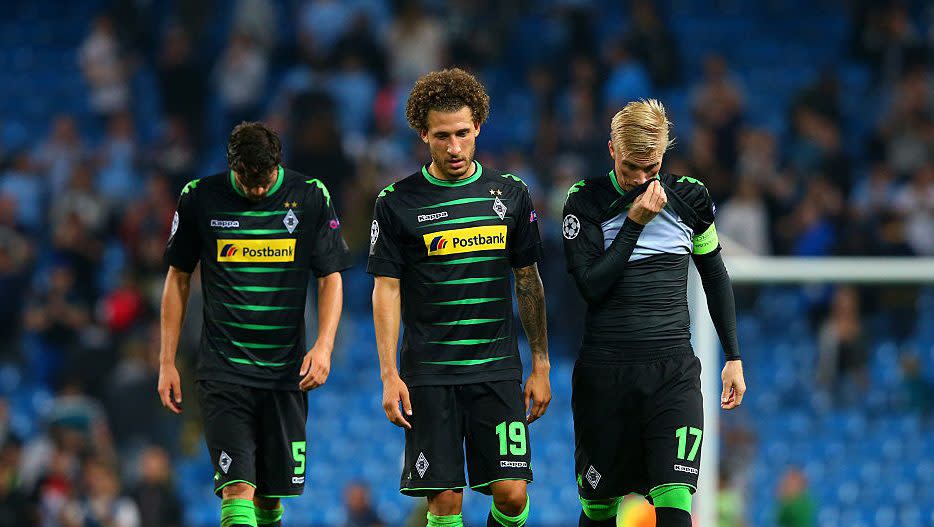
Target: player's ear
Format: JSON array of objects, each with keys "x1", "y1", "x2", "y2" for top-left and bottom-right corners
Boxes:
[
  {"x1": 473, "y1": 121, "x2": 481, "y2": 137},
  {"x1": 420, "y1": 129, "x2": 430, "y2": 144},
  {"x1": 608, "y1": 140, "x2": 616, "y2": 160}
]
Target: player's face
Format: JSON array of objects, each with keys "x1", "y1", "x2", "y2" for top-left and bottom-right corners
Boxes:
[
  {"x1": 609, "y1": 140, "x2": 663, "y2": 191},
  {"x1": 233, "y1": 167, "x2": 278, "y2": 201},
  {"x1": 421, "y1": 107, "x2": 480, "y2": 179}
]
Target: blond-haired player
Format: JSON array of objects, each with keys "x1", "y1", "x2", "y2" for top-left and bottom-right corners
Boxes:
[{"x1": 561, "y1": 99, "x2": 746, "y2": 527}]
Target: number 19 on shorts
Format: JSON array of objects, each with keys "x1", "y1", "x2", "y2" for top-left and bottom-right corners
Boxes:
[{"x1": 496, "y1": 421, "x2": 527, "y2": 456}]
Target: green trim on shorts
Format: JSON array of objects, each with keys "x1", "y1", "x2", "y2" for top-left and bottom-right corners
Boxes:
[
  {"x1": 648, "y1": 482, "x2": 697, "y2": 496},
  {"x1": 215, "y1": 479, "x2": 257, "y2": 494},
  {"x1": 255, "y1": 494, "x2": 301, "y2": 499},
  {"x1": 469, "y1": 477, "x2": 532, "y2": 490},
  {"x1": 401, "y1": 485, "x2": 468, "y2": 492}
]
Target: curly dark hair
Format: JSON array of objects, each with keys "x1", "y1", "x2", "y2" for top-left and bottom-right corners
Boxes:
[
  {"x1": 405, "y1": 68, "x2": 490, "y2": 133},
  {"x1": 226, "y1": 121, "x2": 282, "y2": 185}
]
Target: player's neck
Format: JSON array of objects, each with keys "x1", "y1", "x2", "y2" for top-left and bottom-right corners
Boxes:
[{"x1": 428, "y1": 160, "x2": 476, "y2": 182}]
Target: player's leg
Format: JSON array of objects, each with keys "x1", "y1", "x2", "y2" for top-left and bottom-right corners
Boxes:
[
  {"x1": 254, "y1": 388, "x2": 309, "y2": 527},
  {"x1": 402, "y1": 385, "x2": 468, "y2": 527},
  {"x1": 642, "y1": 354, "x2": 704, "y2": 527},
  {"x1": 461, "y1": 381, "x2": 533, "y2": 527},
  {"x1": 198, "y1": 381, "x2": 260, "y2": 527},
  {"x1": 571, "y1": 361, "x2": 644, "y2": 527}
]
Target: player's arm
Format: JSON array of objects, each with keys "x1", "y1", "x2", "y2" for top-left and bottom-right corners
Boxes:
[
  {"x1": 564, "y1": 181, "x2": 665, "y2": 304},
  {"x1": 514, "y1": 263, "x2": 551, "y2": 423},
  {"x1": 372, "y1": 275, "x2": 411, "y2": 429},
  {"x1": 159, "y1": 265, "x2": 191, "y2": 414},
  {"x1": 299, "y1": 272, "x2": 343, "y2": 391}
]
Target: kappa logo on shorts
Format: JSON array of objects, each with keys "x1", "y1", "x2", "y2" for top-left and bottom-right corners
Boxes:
[
  {"x1": 500, "y1": 461, "x2": 528, "y2": 468},
  {"x1": 674, "y1": 464, "x2": 699, "y2": 475},
  {"x1": 219, "y1": 451, "x2": 232, "y2": 474},
  {"x1": 585, "y1": 465, "x2": 601, "y2": 489},
  {"x1": 292, "y1": 476, "x2": 305, "y2": 484},
  {"x1": 415, "y1": 452, "x2": 430, "y2": 478}
]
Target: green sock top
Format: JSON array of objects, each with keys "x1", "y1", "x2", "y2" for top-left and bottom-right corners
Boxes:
[
  {"x1": 426, "y1": 512, "x2": 464, "y2": 527},
  {"x1": 491, "y1": 496, "x2": 530, "y2": 527},
  {"x1": 255, "y1": 503, "x2": 284, "y2": 526},
  {"x1": 221, "y1": 498, "x2": 257, "y2": 527}
]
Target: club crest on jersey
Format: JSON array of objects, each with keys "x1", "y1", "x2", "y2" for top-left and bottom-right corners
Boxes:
[
  {"x1": 423, "y1": 225, "x2": 507, "y2": 256},
  {"x1": 216, "y1": 239, "x2": 296, "y2": 262},
  {"x1": 493, "y1": 196, "x2": 507, "y2": 220},
  {"x1": 283, "y1": 209, "x2": 299, "y2": 233}
]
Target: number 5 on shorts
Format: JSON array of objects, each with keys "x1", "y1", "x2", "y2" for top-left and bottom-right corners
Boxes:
[
  {"x1": 291, "y1": 441, "x2": 306, "y2": 475},
  {"x1": 675, "y1": 426, "x2": 702, "y2": 462},
  {"x1": 496, "y1": 421, "x2": 527, "y2": 456}
]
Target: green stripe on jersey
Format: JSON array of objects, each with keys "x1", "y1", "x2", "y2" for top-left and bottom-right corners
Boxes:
[
  {"x1": 433, "y1": 318, "x2": 504, "y2": 326},
  {"x1": 219, "y1": 285, "x2": 303, "y2": 292},
  {"x1": 219, "y1": 210, "x2": 289, "y2": 217},
  {"x1": 220, "y1": 321, "x2": 292, "y2": 331},
  {"x1": 227, "y1": 339, "x2": 295, "y2": 350},
  {"x1": 221, "y1": 302, "x2": 299, "y2": 311},
  {"x1": 415, "y1": 197, "x2": 495, "y2": 209},
  {"x1": 417, "y1": 216, "x2": 500, "y2": 229},
  {"x1": 226, "y1": 267, "x2": 300, "y2": 273},
  {"x1": 423, "y1": 356, "x2": 510, "y2": 366},
  {"x1": 429, "y1": 337, "x2": 509, "y2": 346},
  {"x1": 429, "y1": 297, "x2": 505, "y2": 306},
  {"x1": 215, "y1": 229, "x2": 290, "y2": 235},
  {"x1": 433, "y1": 277, "x2": 505, "y2": 285},
  {"x1": 427, "y1": 256, "x2": 505, "y2": 265},
  {"x1": 214, "y1": 349, "x2": 288, "y2": 368}
]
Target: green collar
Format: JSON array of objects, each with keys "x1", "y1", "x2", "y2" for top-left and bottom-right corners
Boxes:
[
  {"x1": 609, "y1": 170, "x2": 625, "y2": 196},
  {"x1": 230, "y1": 165, "x2": 285, "y2": 198},
  {"x1": 422, "y1": 161, "x2": 483, "y2": 187}
]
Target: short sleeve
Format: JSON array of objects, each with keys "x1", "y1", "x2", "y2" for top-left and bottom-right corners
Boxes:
[
  {"x1": 164, "y1": 181, "x2": 201, "y2": 272},
  {"x1": 562, "y1": 186, "x2": 606, "y2": 273},
  {"x1": 366, "y1": 195, "x2": 404, "y2": 278},
  {"x1": 508, "y1": 186, "x2": 543, "y2": 269},
  {"x1": 304, "y1": 180, "x2": 352, "y2": 277}
]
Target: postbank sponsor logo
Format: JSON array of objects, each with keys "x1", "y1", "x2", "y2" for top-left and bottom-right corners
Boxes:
[
  {"x1": 217, "y1": 239, "x2": 296, "y2": 262},
  {"x1": 423, "y1": 225, "x2": 507, "y2": 256}
]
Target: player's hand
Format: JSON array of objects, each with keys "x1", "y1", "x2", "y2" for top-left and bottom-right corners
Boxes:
[
  {"x1": 627, "y1": 180, "x2": 667, "y2": 225},
  {"x1": 721, "y1": 360, "x2": 746, "y2": 410},
  {"x1": 158, "y1": 363, "x2": 183, "y2": 414},
  {"x1": 299, "y1": 344, "x2": 332, "y2": 391},
  {"x1": 381, "y1": 373, "x2": 412, "y2": 429},
  {"x1": 523, "y1": 369, "x2": 552, "y2": 423}
]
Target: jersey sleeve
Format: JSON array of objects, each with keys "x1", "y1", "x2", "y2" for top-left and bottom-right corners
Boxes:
[
  {"x1": 687, "y1": 181, "x2": 720, "y2": 256},
  {"x1": 164, "y1": 181, "x2": 201, "y2": 272},
  {"x1": 508, "y1": 186, "x2": 544, "y2": 269},
  {"x1": 562, "y1": 187, "x2": 605, "y2": 273},
  {"x1": 366, "y1": 194, "x2": 404, "y2": 278},
  {"x1": 304, "y1": 180, "x2": 352, "y2": 277}
]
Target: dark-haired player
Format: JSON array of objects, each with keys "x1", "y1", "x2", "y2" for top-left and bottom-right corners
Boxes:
[
  {"x1": 368, "y1": 68, "x2": 551, "y2": 527},
  {"x1": 562, "y1": 100, "x2": 746, "y2": 527},
  {"x1": 159, "y1": 122, "x2": 351, "y2": 527}
]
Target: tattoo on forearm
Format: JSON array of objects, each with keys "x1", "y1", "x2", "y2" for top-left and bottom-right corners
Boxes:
[{"x1": 515, "y1": 264, "x2": 548, "y2": 361}]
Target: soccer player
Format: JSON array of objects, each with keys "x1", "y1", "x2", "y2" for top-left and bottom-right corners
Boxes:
[
  {"x1": 368, "y1": 68, "x2": 551, "y2": 527},
  {"x1": 562, "y1": 100, "x2": 746, "y2": 527},
  {"x1": 158, "y1": 122, "x2": 351, "y2": 527}
]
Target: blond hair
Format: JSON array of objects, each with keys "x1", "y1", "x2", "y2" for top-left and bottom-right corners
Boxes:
[{"x1": 610, "y1": 99, "x2": 674, "y2": 160}]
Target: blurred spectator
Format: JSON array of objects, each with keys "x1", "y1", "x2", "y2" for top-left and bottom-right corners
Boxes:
[
  {"x1": 775, "y1": 467, "x2": 816, "y2": 527},
  {"x1": 791, "y1": 69, "x2": 842, "y2": 126},
  {"x1": 298, "y1": 0, "x2": 355, "y2": 61},
  {"x1": 157, "y1": 26, "x2": 207, "y2": 141},
  {"x1": 691, "y1": 54, "x2": 745, "y2": 171},
  {"x1": 31, "y1": 445, "x2": 78, "y2": 527},
  {"x1": 61, "y1": 458, "x2": 140, "y2": 527},
  {"x1": 214, "y1": 32, "x2": 269, "y2": 129},
  {"x1": 329, "y1": 53, "x2": 379, "y2": 138},
  {"x1": 51, "y1": 212, "x2": 104, "y2": 305},
  {"x1": 150, "y1": 118, "x2": 197, "y2": 187},
  {"x1": 817, "y1": 287, "x2": 869, "y2": 404},
  {"x1": 386, "y1": 1, "x2": 444, "y2": 83},
  {"x1": 33, "y1": 115, "x2": 86, "y2": 190},
  {"x1": 289, "y1": 93, "x2": 355, "y2": 210},
  {"x1": 850, "y1": 2, "x2": 929, "y2": 86},
  {"x1": 342, "y1": 482, "x2": 385, "y2": 527},
  {"x1": 893, "y1": 161, "x2": 934, "y2": 255},
  {"x1": 623, "y1": 0, "x2": 682, "y2": 89},
  {"x1": 232, "y1": 0, "x2": 278, "y2": 52},
  {"x1": 717, "y1": 467, "x2": 745, "y2": 527},
  {"x1": 602, "y1": 43, "x2": 652, "y2": 112},
  {"x1": 0, "y1": 195, "x2": 34, "y2": 355},
  {"x1": 131, "y1": 446, "x2": 182, "y2": 527},
  {"x1": 0, "y1": 437, "x2": 32, "y2": 526},
  {"x1": 334, "y1": 12, "x2": 389, "y2": 85},
  {"x1": 873, "y1": 69, "x2": 934, "y2": 177},
  {"x1": 900, "y1": 354, "x2": 934, "y2": 415},
  {"x1": 78, "y1": 15, "x2": 129, "y2": 118},
  {"x1": 717, "y1": 178, "x2": 770, "y2": 255},
  {"x1": 97, "y1": 111, "x2": 139, "y2": 206},
  {"x1": 50, "y1": 161, "x2": 109, "y2": 236},
  {"x1": 787, "y1": 108, "x2": 852, "y2": 195},
  {"x1": 0, "y1": 152, "x2": 44, "y2": 233}
]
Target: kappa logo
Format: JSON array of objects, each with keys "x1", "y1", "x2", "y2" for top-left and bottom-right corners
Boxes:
[
  {"x1": 415, "y1": 452, "x2": 430, "y2": 478},
  {"x1": 219, "y1": 451, "x2": 232, "y2": 474},
  {"x1": 211, "y1": 219, "x2": 240, "y2": 228},
  {"x1": 292, "y1": 476, "x2": 305, "y2": 484},
  {"x1": 674, "y1": 464, "x2": 699, "y2": 475},
  {"x1": 417, "y1": 211, "x2": 448, "y2": 223},
  {"x1": 500, "y1": 461, "x2": 528, "y2": 468}
]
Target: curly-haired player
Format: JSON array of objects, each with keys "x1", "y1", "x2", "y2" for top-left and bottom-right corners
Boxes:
[{"x1": 368, "y1": 68, "x2": 551, "y2": 527}]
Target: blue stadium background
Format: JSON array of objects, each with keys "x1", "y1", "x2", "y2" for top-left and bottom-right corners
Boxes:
[{"x1": 0, "y1": 1, "x2": 932, "y2": 526}]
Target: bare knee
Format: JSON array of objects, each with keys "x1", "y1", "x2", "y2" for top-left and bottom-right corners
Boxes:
[
  {"x1": 221, "y1": 482, "x2": 255, "y2": 501},
  {"x1": 254, "y1": 495, "x2": 280, "y2": 511},
  {"x1": 491, "y1": 481, "x2": 528, "y2": 516},
  {"x1": 427, "y1": 489, "x2": 464, "y2": 516}
]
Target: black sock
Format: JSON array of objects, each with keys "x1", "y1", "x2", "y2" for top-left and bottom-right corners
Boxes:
[
  {"x1": 655, "y1": 507, "x2": 692, "y2": 527},
  {"x1": 486, "y1": 510, "x2": 496, "y2": 527},
  {"x1": 578, "y1": 510, "x2": 615, "y2": 527}
]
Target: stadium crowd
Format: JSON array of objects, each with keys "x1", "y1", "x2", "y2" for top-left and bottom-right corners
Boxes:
[{"x1": 0, "y1": 1, "x2": 931, "y2": 525}]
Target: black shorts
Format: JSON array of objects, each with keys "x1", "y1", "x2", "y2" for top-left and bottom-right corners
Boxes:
[
  {"x1": 400, "y1": 380, "x2": 533, "y2": 496},
  {"x1": 572, "y1": 353, "x2": 703, "y2": 500},
  {"x1": 197, "y1": 380, "x2": 308, "y2": 497}
]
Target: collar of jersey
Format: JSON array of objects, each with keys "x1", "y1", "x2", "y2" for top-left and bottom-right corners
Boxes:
[
  {"x1": 421, "y1": 161, "x2": 483, "y2": 187},
  {"x1": 229, "y1": 165, "x2": 285, "y2": 198},
  {"x1": 609, "y1": 170, "x2": 661, "y2": 196}
]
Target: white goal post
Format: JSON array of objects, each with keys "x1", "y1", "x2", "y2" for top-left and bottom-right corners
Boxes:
[{"x1": 689, "y1": 255, "x2": 934, "y2": 527}]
